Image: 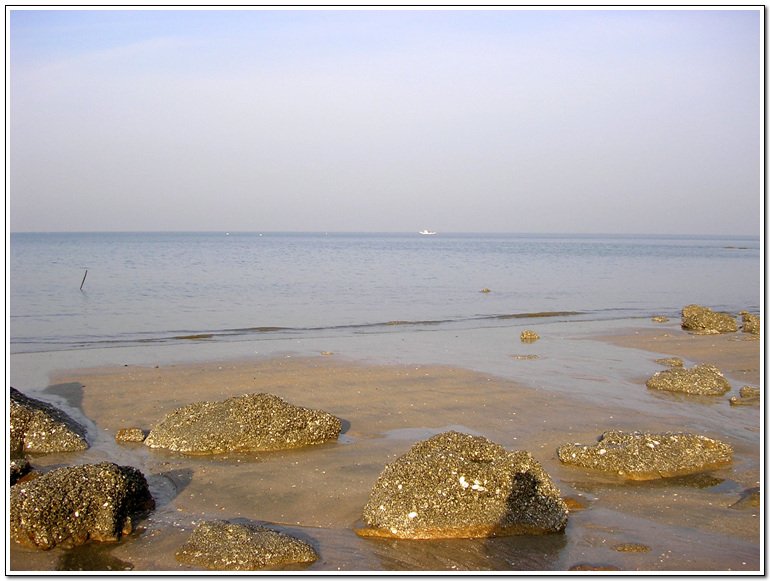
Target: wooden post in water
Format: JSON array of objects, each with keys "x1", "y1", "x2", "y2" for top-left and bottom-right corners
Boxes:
[{"x1": 80, "y1": 270, "x2": 88, "y2": 291}]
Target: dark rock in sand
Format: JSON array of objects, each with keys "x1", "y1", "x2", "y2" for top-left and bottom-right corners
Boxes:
[
  {"x1": 116, "y1": 428, "x2": 146, "y2": 443},
  {"x1": 654, "y1": 357, "x2": 683, "y2": 367},
  {"x1": 10, "y1": 457, "x2": 40, "y2": 486},
  {"x1": 175, "y1": 520, "x2": 318, "y2": 570},
  {"x1": 557, "y1": 430, "x2": 733, "y2": 480},
  {"x1": 520, "y1": 330, "x2": 540, "y2": 343},
  {"x1": 10, "y1": 462, "x2": 155, "y2": 550},
  {"x1": 646, "y1": 365, "x2": 730, "y2": 396},
  {"x1": 357, "y1": 431, "x2": 568, "y2": 539},
  {"x1": 144, "y1": 393, "x2": 341, "y2": 454},
  {"x1": 10, "y1": 387, "x2": 89, "y2": 456},
  {"x1": 681, "y1": 304, "x2": 737, "y2": 334},
  {"x1": 740, "y1": 312, "x2": 761, "y2": 335}
]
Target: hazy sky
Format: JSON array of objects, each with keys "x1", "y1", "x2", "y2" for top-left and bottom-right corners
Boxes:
[{"x1": 8, "y1": 8, "x2": 762, "y2": 234}]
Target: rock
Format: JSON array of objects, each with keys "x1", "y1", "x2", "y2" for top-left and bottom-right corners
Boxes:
[
  {"x1": 646, "y1": 365, "x2": 730, "y2": 396},
  {"x1": 570, "y1": 564, "x2": 622, "y2": 571},
  {"x1": 175, "y1": 520, "x2": 318, "y2": 570},
  {"x1": 10, "y1": 457, "x2": 40, "y2": 486},
  {"x1": 480, "y1": 288, "x2": 491, "y2": 293},
  {"x1": 512, "y1": 354, "x2": 539, "y2": 360},
  {"x1": 116, "y1": 428, "x2": 146, "y2": 443},
  {"x1": 356, "y1": 431, "x2": 568, "y2": 539},
  {"x1": 10, "y1": 462, "x2": 155, "y2": 550},
  {"x1": 144, "y1": 393, "x2": 341, "y2": 454},
  {"x1": 613, "y1": 543, "x2": 651, "y2": 553},
  {"x1": 681, "y1": 304, "x2": 737, "y2": 334},
  {"x1": 10, "y1": 387, "x2": 89, "y2": 456},
  {"x1": 740, "y1": 312, "x2": 760, "y2": 335},
  {"x1": 654, "y1": 357, "x2": 683, "y2": 367},
  {"x1": 520, "y1": 330, "x2": 540, "y2": 343},
  {"x1": 652, "y1": 316, "x2": 669, "y2": 323},
  {"x1": 730, "y1": 387, "x2": 760, "y2": 407},
  {"x1": 557, "y1": 431, "x2": 733, "y2": 481}
]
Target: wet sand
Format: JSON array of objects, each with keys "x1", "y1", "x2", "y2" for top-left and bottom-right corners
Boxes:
[{"x1": 9, "y1": 325, "x2": 762, "y2": 572}]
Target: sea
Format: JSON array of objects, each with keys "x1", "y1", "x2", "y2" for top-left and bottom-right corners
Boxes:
[{"x1": 8, "y1": 232, "x2": 762, "y2": 355}]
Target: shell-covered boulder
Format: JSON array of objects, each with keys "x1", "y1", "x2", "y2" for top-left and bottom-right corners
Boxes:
[
  {"x1": 144, "y1": 393, "x2": 341, "y2": 454},
  {"x1": 10, "y1": 387, "x2": 89, "y2": 456},
  {"x1": 10, "y1": 462, "x2": 155, "y2": 550},
  {"x1": 175, "y1": 520, "x2": 318, "y2": 570},
  {"x1": 357, "y1": 431, "x2": 568, "y2": 539},
  {"x1": 646, "y1": 365, "x2": 730, "y2": 396},
  {"x1": 557, "y1": 431, "x2": 733, "y2": 480},
  {"x1": 681, "y1": 304, "x2": 737, "y2": 334},
  {"x1": 740, "y1": 312, "x2": 761, "y2": 335}
]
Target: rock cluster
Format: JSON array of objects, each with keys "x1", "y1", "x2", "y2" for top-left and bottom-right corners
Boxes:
[
  {"x1": 681, "y1": 304, "x2": 737, "y2": 334},
  {"x1": 144, "y1": 393, "x2": 341, "y2": 454},
  {"x1": 10, "y1": 387, "x2": 89, "y2": 455},
  {"x1": 357, "y1": 431, "x2": 568, "y2": 539},
  {"x1": 520, "y1": 330, "x2": 540, "y2": 343},
  {"x1": 557, "y1": 430, "x2": 733, "y2": 480},
  {"x1": 175, "y1": 520, "x2": 318, "y2": 570},
  {"x1": 730, "y1": 385, "x2": 760, "y2": 407},
  {"x1": 10, "y1": 462, "x2": 155, "y2": 550},
  {"x1": 646, "y1": 365, "x2": 730, "y2": 396},
  {"x1": 740, "y1": 312, "x2": 761, "y2": 335}
]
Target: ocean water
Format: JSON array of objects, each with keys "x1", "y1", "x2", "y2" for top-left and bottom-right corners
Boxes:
[{"x1": 8, "y1": 232, "x2": 761, "y2": 354}]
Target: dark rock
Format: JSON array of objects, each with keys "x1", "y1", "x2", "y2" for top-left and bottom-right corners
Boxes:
[
  {"x1": 10, "y1": 387, "x2": 89, "y2": 456},
  {"x1": 646, "y1": 365, "x2": 730, "y2": 395},
  {"x1": 175, "y1": 520, "x2": 318, "y2": 570},
  {"x1": 740, "y1": 312, "x2": 760, "y2": 335},
  {"x1": 115, "y1": 428, "x2": 146, "y2": 443},
  {"x1": 144, "y1": 393, "x2": 341, "y2": 454},
  {"x1": 10, "y1": 462, "x2": 155, "y2": 550},
  {"x1": 557, "y1": 430, "x2": 733, "y2": 480},
  {"x1": 10, "y1": 457, "x2": 40, "y2": 485},
  {"x1": 654, "y1": 357, "x2": 683, "y2": 367},
  {"x1": 681, "y1": 304, "x2": 737, "y2": 334},
  {"x1": 356, "y1": 431, "x2": 568, "y2": 539},
  {"x1": 520, "y1": 330, "x2": 540, "y2": 343}
]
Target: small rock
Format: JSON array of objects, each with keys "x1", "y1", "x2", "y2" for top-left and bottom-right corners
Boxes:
[
  {"x1": 730, "y1": 396, "x2": 760, "y2": 407},
  {"x1": 654, "y1": 357, "x2": 683, "y2": 367},
  {"x1": 357, "y1": 431, "x2": 568, "y2": 539},
  {"x1": 740, "y1": 385, "x2": 760, "y2": 398},
  {"x1": 569, "y1": 564, "x2": 622, "y2": 571},
  {"x1": 10, "y1": 457, "x2": 40, "y2": 486},
  {"x1": 652, "y1": 316, "x2": 669, "y2": 323},
  {"x1": 10, "y1": 462, "x2": 155, "y2": 550},
  {"x1": 10, "y1": 387, "x2": 89, "y2": 456},
  {"x1": 557, "y1": 430, "x2": 733, "y2": 480},
  {"x1": 480, "y1": 288, "x2": 491, "y2": 293},
  {"x1": 613, "y1": 543, "x2": 651, "y2": 553},
  {"x1": 520, "y1": 330, "x2": 540, "y2": 343},
  {"x1": 116, "y1": 428, "x2": 146, "y2": 443},
  {"x1": 175, "y1": 520, "x2": 318, "y2": 570},
  {"x1": 512, "y1": 354, "x2": 539, "y2": 360},
  {"x1": 646, "y1": 365, "x2": 730, "y2": 396},
  {"x1": 681, "y1": 304, "x2": 737, "y2": 334},
  {"x1": 145, "y1": 393, "x2": 341, "y2": 454},
  {"x1": 740, "y1": 312, "x2": 760, "y2": 335}
]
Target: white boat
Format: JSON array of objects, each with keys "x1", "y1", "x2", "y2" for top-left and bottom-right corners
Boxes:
[{"x1": 419, "y1": 230, "x2": 437, "y2": 235}]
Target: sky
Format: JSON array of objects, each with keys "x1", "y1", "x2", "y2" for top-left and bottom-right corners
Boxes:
[{"x1": 7, "y1": 8, "x2": 762, "y2": 234}]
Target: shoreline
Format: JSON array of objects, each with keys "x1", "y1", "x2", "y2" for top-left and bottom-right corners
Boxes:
[{"x1": 9, "y1": 320, "x2": 762, "y2": 572}]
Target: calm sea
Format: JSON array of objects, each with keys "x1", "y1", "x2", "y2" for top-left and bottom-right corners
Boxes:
[{"x1": 8, "y1": 232, "x2": 761, "y2": 354}]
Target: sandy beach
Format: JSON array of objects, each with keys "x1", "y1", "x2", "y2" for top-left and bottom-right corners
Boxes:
[{"x1": 9, "y1": 322, "x2": 762, "y2": 572}]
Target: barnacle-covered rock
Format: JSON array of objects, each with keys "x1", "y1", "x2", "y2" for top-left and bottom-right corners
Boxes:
[
  {"x1": 681, "y1": 304, "x2": 737, "y2": 334},
  {"x1": 520, "y1": 330, "x2": 540, "y2": 343},
  {"x1": 654, "y1": 357, "x2": 683, "y2": 367},
  {"x1": 730, "y1": 385, "x2": 760, "y2": 407},
  {"x1": 646, "y1": 365, "x2": 730, "y2": 396},
  {"x1": 740, "y1": 312, "x2": 761, "y2": 335},
  {"x1": 175, "y1": 520, "x2": 318, "y2": 570},
  {"x1": 145, "y1": 393, "x2": 341, "y2": 454},
  {"x1": 116, "y1": 428, "x2": 146, "y2": 443},
  {"x1": 10, "y1": 387, "x2": 89, "y2": 456},
  {"x1": 10, "y1": 457, "x2": 39, "y2": 486},
  {"x1": 356, "y1": 431, "x2": 568, "y2": 539},
  {"x1": 10, "y1": 462, "x2": 154, "y2": 549},
  {"x1": 557, "y1": 431, "x2": 733, "y2": 480}
]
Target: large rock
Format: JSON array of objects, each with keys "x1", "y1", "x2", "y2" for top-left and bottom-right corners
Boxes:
[
  {"x1": 740, "y1": 312, "x2": 761, "y2": 335},
  {"x1": 356, "y1": 431, "x2": 568, "y2": 539},
  {"x1": 10, "y1": 387, "x2": 89, "y2": 456},
  {"x1": 10, "y1": 462, "x2": 155, "y2": 550},
  {"x1": 646, "y1": 365, "x2": 730, "y2": 396},
  {"x1": 144, "y1": 393, "x2": 341, "y2": 454},
  {"x1": 557, "y1": 431, "x2": 733, "y2": 480},
  {"x1": 681, "y1": 304, "x2": 737, "y2": 334},
  {"x1": 175, "y1": 520, "x2": 318, "y2": 570}
]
